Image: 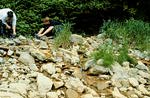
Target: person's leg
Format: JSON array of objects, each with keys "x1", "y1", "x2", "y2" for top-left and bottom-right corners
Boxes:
[
  {"x1": 0, "y1": 20, "x2": 3, "y2": 34},
  {"x1": 0, "y1": 20, "x2": 7, "y2": 37},
  {"x1": 6, "y1": 22, "x2": 15, "y2": 38}
]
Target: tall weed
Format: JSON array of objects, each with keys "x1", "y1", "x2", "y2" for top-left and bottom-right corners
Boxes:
[
  {"x1": 90, "y1": 44, "x2": 115, "y2": 68},
  {"x1": 54, "y1": 22, "x2": 72, "y2": 49}
]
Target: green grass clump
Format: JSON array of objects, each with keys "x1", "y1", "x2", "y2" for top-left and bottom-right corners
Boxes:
[
  {"x1": 117, "y1": 45, "x2": 137, "y2": 65},
  {"x1": 54, "y1": 22, "x2": 72, "y2": 49},
  {"x1": 90, "y1": 44, "x2": 115, "y2": 68},
  {"x1": 90, "y1": 44, "x2": 137, "y2": 67}
]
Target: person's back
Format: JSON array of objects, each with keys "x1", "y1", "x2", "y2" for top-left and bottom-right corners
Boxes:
[
  {"x1": 0, "y1": 8, "x2": 17, "y2": 26},
  {"x1": 0, "y1": 8, "x2": 17, "y2": 37}
]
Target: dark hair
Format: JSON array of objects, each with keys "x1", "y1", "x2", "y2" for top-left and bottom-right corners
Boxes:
[{"x1": 7, "y1": 11, "x2": 13, "y2": 18}]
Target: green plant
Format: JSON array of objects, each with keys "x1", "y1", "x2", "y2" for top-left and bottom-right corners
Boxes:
[
  {"x1": 90, "y1": 44, "x2": 115, "y2": 68},
  {"x1": 100, "y1": 19, "x2": 150, "y2": 51},
  {"x1": 117, "y1": 45, "x2": 137, "y2": 65},
  {"x1": 54, "y1": 22, "x2": 72, "y2": 49}
]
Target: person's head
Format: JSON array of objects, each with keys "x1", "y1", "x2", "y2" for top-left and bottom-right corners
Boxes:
[
  {"x1": 7, "y1": 11, "x2": 13, "y2": 18},
  {"x1": 42, "y1": 17, "x2": 51, "y2": 25}
]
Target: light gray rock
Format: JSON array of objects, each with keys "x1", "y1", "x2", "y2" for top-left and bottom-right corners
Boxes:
[
  {"x1": 134, "y1": 89, "x2": 143, "y2": 98},
  {"x1": 8, "y1": 58, "x2": 17, "y2": 64},
  {"x1": 137, "y1": 76, "x2": 147, "y2": 84},
  {"x1": 7, "y1": 49, "x2": 14, "y2": 56},
  {"x1": 138, "y1": 84, "x2": 150, "y2": 95},
  {"x1": 132, "y1": 50, "x2": 145, "y2": 59},
  {"x1": 70, "y1": 55, "x2": 80, "y2": 65},
  {"x1": 5, "y1": 38, "x2": 15, "y2": 45},
  {"x1": 138, "y1": 70, "x2": 150, "y2": 79},
  {"x1": 144, "y1": 96, "x2": 150, "y2": 98},
  {"x1": 81, "y1": 94, "x2": 94, "y2": 98},
  {"x1": 89, "y1": 65, "x2": 110, "y2": 75},
  {"x1": 72, "y1": 68, "x2": 83, "y2": 79},
  {"x1": 97, "y1": 81, "x2": 109, "y2": 90},
  {"x1": 0, "y1": 57, "x2": 4, "y2": 64},
  {"x1": 28, "y1": 91, "x2": 40, "y2": 98},
  {"x1": 128, "y1": 78, "x2": 139, "y2": 87},
  {"x1": 54, "y1": 81, "x2": 64, "y2": 89},
  {"x1": 29, "y1": 64, "x2": 38, "y2": 71},
  {"x1": 9, "y1": 83, "x2": 28, "y2": 95},
  {"x1": 37, "y1": 73, "x2": 53, "y2": 96},
  {"x1": 41, "y1": 63, "x2": 56, "y2": 75},
  {"x1": 130, "y1": 94, "x2": 138, "y2": 98},
  {"x1": 70, "y1": 34, "x2": 84, "y2": 44},
  {"x1": 47, "y1": 92, "x2": 58, "y2": 98},
  {"x1": 83, "y1": 59, "x2": 95, "y2": 70},
  {"x1": 128, "y1": 68, "x2": 139, "y2": 78},
  {"x1": 0, "y1": 92, "x2": 23, "y2": 98},
  {"x1": 85, "y1": 87, "x2": 99, "y2": 97},
  {"x1": 136, "y1": 61, "x2": 149, "y2": 71},
  {"x1": 39, "y1": 41, "x2": 48, "y2": 49},
  {"x1": 96, "y1": 59, "x2": 103, "y2": 65},
  {"x1": 65, "y1": 77, "x2": 85, "y2": 93},
  {"x1": 18, "y1": 35, "x2": 27, "y2": 40},
  {"x1": 111, "y1": 63, "x2": 129, "y2": 87},
  {"x1": 112, "y1": 87, "x2": 127, "y2": 98},
  {"x1": 30, "y1": 49, "x2": 47, "y2": 61},
  {"x1": 66, "y1": 89, "x2": 79, "y2": 98},
  {"x1": 119, "y1": 87, "x2": 127, "y2": 92},
  {"x1": 18, "y1": 52, "x2": 35, "y2": 66},
  {"x1": 97, "y1": 33, "x2": 106, "y2": 39},
  {"x1": 13, "y1": 38, "x2": 22, "y2": 45},
  {"x1": 122, "y1": 61, "x2": 130, "y2": 68},
  {"x1": 2, "y1": 72, "x2": 9, "y2": 78}
]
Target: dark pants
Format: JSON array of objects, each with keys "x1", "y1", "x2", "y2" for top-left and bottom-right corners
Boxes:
[{"x1": 0, "y1": 19, "x2": 13, "y2": 38}]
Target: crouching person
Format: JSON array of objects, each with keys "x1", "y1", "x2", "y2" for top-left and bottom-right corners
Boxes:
[{"x1": 36, "y1": 16, "x2": 62, "y2": 38}]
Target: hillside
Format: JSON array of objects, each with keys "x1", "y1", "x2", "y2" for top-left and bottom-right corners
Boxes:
[{"x1": 0, "y1": 34, "x2": 149, "y2": 98}]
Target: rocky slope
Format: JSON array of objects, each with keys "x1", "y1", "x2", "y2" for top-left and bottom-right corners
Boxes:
[{"x1": 0, "y1": 34, "x2": 149, "y2": 98}]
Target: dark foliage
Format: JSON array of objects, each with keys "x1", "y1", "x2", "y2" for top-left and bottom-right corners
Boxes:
[{"x1": 0, "y1": 0, "x2": 149, "y2": 36}]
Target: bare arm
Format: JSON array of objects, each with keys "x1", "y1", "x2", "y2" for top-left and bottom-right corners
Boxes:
[
  {"x1": 38, "y1": 26, "x2": 54, "y2": 37},
  {"x1": 38, "y1": 28, "x2": 44, "y2": 35},
  {"x1": 12, "y1": 26, "x2": 16, "y2": 35}
]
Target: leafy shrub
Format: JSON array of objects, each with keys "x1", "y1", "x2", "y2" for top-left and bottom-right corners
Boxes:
[
  {"x1": 1, "y1": 0, "x2": 150, "y2": 36},
  {"x1": 54, "y1": 22, "x2": 72, "y2": 49}
]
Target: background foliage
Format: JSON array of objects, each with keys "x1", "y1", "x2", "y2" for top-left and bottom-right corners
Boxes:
[{"x1": 0, "y1": 0, "x2": 150, "y2": 36}]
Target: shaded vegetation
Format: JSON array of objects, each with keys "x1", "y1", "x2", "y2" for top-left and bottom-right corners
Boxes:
[{"x1": 0, "y1": 0, "x2": 150, "y2": 35}]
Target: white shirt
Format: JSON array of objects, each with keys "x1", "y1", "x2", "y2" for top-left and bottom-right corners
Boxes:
[{"x1": 0, "y1": 8, "x2": 17, "y2": 26}]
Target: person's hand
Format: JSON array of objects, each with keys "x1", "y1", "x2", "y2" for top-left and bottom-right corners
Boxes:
[
  {"x1": 6, "y1": 25, "x2": 11, "y2": 29},
  {"x1": 38, "y1": 34, "x2": 44, "y2": 37}
]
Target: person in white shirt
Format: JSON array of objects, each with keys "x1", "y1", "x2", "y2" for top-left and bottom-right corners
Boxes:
[{"x1": 0, "y1": 8, "x2": 17, "y2": 38}]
